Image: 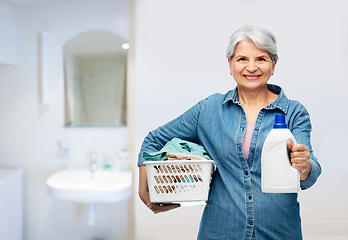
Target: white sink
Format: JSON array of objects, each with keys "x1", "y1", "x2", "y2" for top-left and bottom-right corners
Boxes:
[{"x1": 46, "y1": 169, "x2": 132, "y2": 203}]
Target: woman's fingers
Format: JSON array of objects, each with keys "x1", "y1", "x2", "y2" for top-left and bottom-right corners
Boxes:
[
  {"x1": 147, "y1": 202, "x2": 181, "y2": 214},
  {"x1": 287, "y1": 142, "x2": 311, "y2": 180}
]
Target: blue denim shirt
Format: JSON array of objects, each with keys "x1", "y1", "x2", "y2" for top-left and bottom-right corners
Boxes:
[{"x1": 138, "y1": 84, "x2": 322, "y2": 240}]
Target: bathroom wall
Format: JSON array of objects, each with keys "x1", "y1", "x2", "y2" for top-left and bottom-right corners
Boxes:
[
  {"x1": 0, "y1": 0, "x2": 133, "y2": 239},
  {"x1": 0, "y1": 1, "x2": 18, "y2": 65},
  {"x1": 133, "y1": 0, "x2": 348, "y2": 239}
]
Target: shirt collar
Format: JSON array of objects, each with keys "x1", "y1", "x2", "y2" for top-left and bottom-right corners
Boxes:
[{"x1": 223, "y1": 84, "x2": 290, "y2": 114}]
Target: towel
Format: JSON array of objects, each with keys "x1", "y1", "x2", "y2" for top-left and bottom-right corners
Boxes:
[{"x1": 142, "y1": 137, "x2": 212, "y2": 161}]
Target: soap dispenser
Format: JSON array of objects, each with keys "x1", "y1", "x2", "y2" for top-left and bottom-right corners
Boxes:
[{"x1": 103, "y1": 151, "x2": 115, "y2": 171}]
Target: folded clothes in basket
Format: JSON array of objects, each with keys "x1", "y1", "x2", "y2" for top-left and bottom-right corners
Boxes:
[
  {"x1": 142, "y1": 137, "x2": 212, "y2": 161},
  {"x1": 166, "y1": 152, "x2": 206, "y2": 160}
]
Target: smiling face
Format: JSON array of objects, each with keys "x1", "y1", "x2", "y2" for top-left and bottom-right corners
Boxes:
[{"x1": 229, "y1": 40, "x2": 276, "y2": 92}]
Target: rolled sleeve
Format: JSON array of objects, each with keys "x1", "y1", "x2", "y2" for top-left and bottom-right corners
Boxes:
[{"x1": 300, "y1": 158, "x2": 322, "y2": 190}]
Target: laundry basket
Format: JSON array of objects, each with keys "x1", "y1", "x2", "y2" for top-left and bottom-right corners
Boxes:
[{"x1": 144, "y1": 159, "x2": 215, "y2": 204}]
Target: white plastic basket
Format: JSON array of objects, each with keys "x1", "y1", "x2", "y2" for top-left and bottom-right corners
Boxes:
[{"x1": 144, "y1": 159, "x2": 214, "y2": 204}]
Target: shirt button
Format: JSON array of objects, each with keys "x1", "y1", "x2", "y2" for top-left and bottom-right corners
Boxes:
[
  {"x1": 248, "y1": 195, "x2": 252, "y2": 200},
  {"x1": 248, "y1": 220, "x2": 254, "y2": 225},
  {"x1": 244, "y1": 171, "x2": 249, "y2": 176}
]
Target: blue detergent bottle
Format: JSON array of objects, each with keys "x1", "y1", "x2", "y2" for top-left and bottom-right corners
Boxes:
[{"x1": 261, "y1": 114, "x2": 300, "y2": 193}]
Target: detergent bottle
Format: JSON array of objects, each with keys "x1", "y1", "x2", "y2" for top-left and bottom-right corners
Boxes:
[{"x1": 261, "y1": 114, "x2": 300, "y2": 193}]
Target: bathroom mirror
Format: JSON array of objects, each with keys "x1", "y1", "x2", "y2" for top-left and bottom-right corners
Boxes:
[{"x1": 64, "y1": 31, "x2": 128, "y2": 127}]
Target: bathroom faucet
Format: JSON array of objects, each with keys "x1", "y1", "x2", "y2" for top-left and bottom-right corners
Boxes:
[{"x1": 90, "y1": 152, "x2": 98, "y2": 178}]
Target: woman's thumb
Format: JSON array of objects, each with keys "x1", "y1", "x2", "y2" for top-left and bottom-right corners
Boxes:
[{"x1": 287, "y1": 141, "x2": 294, "y2": 151}]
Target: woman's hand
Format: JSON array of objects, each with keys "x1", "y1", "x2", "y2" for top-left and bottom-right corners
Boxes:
[
  {"x1": 139, "y1": 166, "x2": 181, "y2": 214},
  {"x1": 287, "y1": 141, "x2": 311, "y2": 181}
]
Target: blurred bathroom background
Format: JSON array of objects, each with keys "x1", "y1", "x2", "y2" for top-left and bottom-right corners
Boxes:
[{"x1": 0, "y1": 0, "x2": 347, "y2": 239}]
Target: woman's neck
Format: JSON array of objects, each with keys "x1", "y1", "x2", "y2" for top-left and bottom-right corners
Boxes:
[
  {"x1": 238, "y1": 86, "x2": 277, "y2": 108},
  {"x1": 237, "y1": 86, "x2": 278, "y2": 124}
]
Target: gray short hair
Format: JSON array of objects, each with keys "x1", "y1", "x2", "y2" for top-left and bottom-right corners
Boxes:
[{"x1": 226, "y1": 25, "x2": 278, "y2": 64}]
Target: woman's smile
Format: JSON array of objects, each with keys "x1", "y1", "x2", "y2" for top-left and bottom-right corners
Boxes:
[{"x1": 244, "y1": 74, "x2": 261, "y2": 80}]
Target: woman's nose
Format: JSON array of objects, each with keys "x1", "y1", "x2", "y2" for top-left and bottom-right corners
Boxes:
[{"x1": 246, "y1": 61, "x2": 257, "y2": 72}]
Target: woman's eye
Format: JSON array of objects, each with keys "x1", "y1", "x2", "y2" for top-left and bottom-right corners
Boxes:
[
  {"x1": 258, "y1": 58, "x2": 266, "y2": 61},
  {"x1": 238, "y1": 58, "x2": 246, "y2": 61}
]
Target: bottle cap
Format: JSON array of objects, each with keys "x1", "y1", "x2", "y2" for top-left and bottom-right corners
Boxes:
[{"x1": 273, "y1": 114, "x2": 287, "y2": 129}]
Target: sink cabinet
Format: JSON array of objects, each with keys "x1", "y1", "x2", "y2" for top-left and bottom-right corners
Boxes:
[{"x1": 0, "y1": 169, "x2": 23, "y2": 240}]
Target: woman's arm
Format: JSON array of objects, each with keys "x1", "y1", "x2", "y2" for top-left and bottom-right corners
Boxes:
[
  {"x1": 137, "y1": 99, "x2": 205, "y2": 212},
  {"x1": 289, "y1": 104, "x2": 322, "y2": 189},
  {"x1": 137, "y1": 100, "x2": 204, "y2": 167}
]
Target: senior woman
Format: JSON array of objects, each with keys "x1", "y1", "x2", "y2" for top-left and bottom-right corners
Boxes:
[{"x1": 138, "y1": 26, "x2": 321, "y2": 240}]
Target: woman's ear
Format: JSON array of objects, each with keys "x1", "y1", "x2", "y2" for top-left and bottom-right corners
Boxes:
[
  {"x1": 228, "y1": 59, "x2": 233, "y2": 74},
  {"x1": 272, "y1": 59, "x2": 277, "y2": 75}
]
